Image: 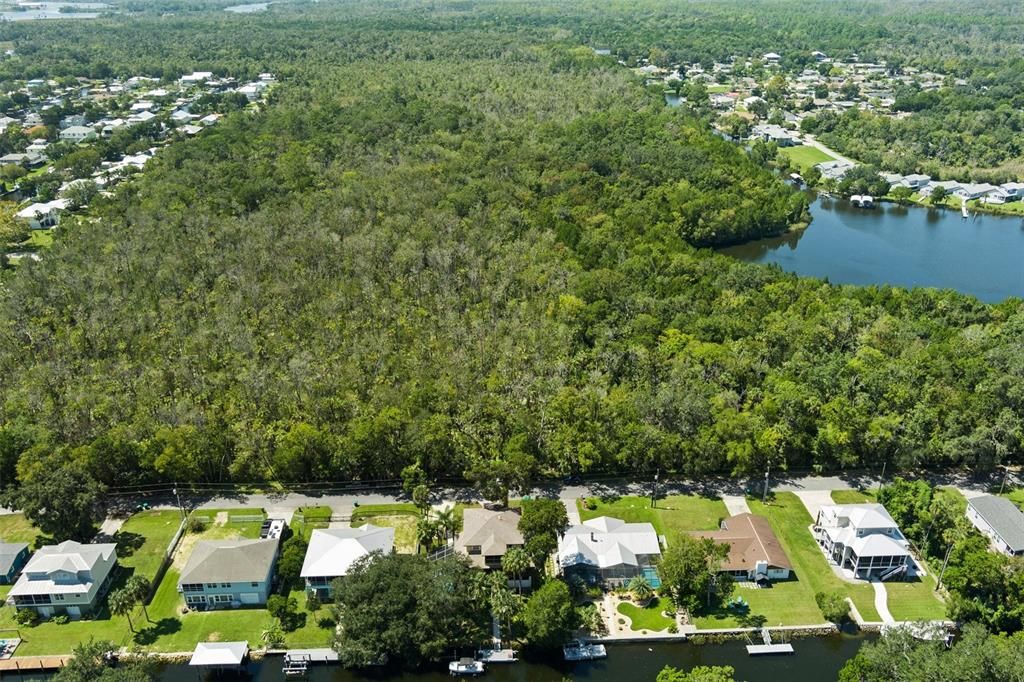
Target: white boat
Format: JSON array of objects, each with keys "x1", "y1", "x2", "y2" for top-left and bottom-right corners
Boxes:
[
  {"x1": 448, "y1": 658, "x2": 484, "y2": 676},
  {"x1": 563, "y1": 640, "x2": 608, "y2": 661}
]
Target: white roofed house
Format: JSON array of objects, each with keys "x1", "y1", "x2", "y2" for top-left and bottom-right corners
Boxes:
[
  {"x1": 985, "y1": 182, "x2": 1024, "y2": 204},
  {"x1": 813, "y1": 504, "x2": 912, "y2": 580},
  {"x1": 5, "y1": 540, "x2": 118, "y2": 619},
  {"x1": 300, "y1": 525, "x2": 394, "y2": 598},
  {"x1": 918, "y1": 179, "x2": 961, "y2": 198},
  {"x1": 16, "y1": 199, "x2": 69, "y2": 230},
  {"x1": 558, "y1": 517, "x2": 661, "y2": 587},
  {"x1": 59, "y1": 125, "x2": 98, "y2": 143},
  {"x1": 751, "y1": 123, "x2": 800, "y2": 147},
  {"x1": 954, "y1": 183, "x2": 998, "y2": 201}
]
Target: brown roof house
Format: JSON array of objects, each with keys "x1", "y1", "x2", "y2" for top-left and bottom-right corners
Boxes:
[
  {"x1": 456, "y1": 508, "x2": 525, "y2": 574},
  {"x1": 693, "y1": 513, "x2": 792, "y2": 583}
]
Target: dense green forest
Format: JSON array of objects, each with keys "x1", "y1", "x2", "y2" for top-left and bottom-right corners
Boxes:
[{"x1": 1, "y1": 1, "x2": 1023, "y2": 495}]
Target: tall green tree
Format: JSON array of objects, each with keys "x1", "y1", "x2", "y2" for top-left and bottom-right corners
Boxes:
[
  {"x1": 1, "y1": 461, "x2": 105, "y2": 541},
  {"x1": 521, "y1": 579, "x2": 576, "y2": 650}
]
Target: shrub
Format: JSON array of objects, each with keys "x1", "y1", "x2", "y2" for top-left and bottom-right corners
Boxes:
[
  {"x1": 815, "y1": 591, "x2": 850, "y2": 623},
  {"x1": 668, "y1": 622, "x2": 679, "y2": 634},
  {"x1": 52, "y1": 614, "x2": 70, "y2": 625},
  {"x1": 306, "y1": 590, "x2": 321, "y2": 613},
  {"x1": 186, "y1": 516, "x2": 207, "y2": 533},
  {"x1": 16, "y1": 609, "x2": 39, "y2": 626}
]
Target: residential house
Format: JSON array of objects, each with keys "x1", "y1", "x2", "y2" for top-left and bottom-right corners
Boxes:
[
  {"x1": 813, "y1": 504, "x2": 912, "y2": 580},
  {"x1": 919, "y1": 180, "x2": 961, "y2": 198},
  {"x1": 200, "y1": 114, "x2": 221, "y2": 126},
  {"x1": 751, "y1": 123, "x2": 800, "y2": 147},
  {"x1": 23, "y1": 113, "x2": 43, "y2": 127},
  {"x1": 709, "y1": 93, "x2": 736, "y2": 110},
  {"x1": 177, "y1": 538, "x2": 279, "y2": 608},
  {"x1": 455, "y1": 508, "x2": 525, "y2": 572},
  {"x1": 300, "y1": 525, "x2": 394, "y2": 598},
  {"x1": 16, "y1": 199, "x2": 69, "y2": 230},
  {"x1": 986, "y1": 182, "x2": 1024, "y2": 204},
  {"x1": 0, "y1": 115, "x2": 20, "y2": 129},
  {"x1": 60, "y1": 125, "x2": 97, "y2": 143},
  {"x1": 5, "y1": 540, "x2": 118, "y2": 619},
  {"x1": 763, "y1": 52, "x2": 782, "y2": 65},
  {"x1": 954, "y1": 183, "x2": 998, "y2": 201},
  {"x1": 816, "y1": 160, "x2": 856, "y2": 181},
  {"x1": 692, "y1": 513, "x2": 792, "y2": 583},
  {"x1": 130, "y1": 101, "x2": 157, "y2": 113},
  {"x1": 59, "y1": 114, "x2": 88, "y2": 129},
  {"x1": 558, "y1": 516, "x2": 661, "y2": 587},
  {"x1": 179, "y1": 71, "x2": 214, "y2": 86},
  {"x1": 966, "y1": 495, "x2": 1024, "y2": 557},
  {"x1": 0, "y1": 542, "x2": 30, "y2": 585},
  {"x1": 128, "y1": 110, "x2": 157, "y2": 124},
  {"x1": 170, "y1": 109, "x2": 196, "y2": 123},
  {"x1": 812, "y1": 51, "x2": 828, "y2": 62},
  {"x1": 0, "y1": 152, "x2": 45, "y2": 167}
]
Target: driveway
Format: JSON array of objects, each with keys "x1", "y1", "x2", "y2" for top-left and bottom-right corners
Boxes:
[
  {"x1": 793, "y1": 490, "x2": 834, "y2": 520},
  {"x1": 563, "y1": 499, "x2": 582, "y2": 526},
  {"x1": 872, "y1": 582, "x2": 895, "y2": 624},
  {"x1": 721, "y1": 495, "x2": 751, "y2": 516}
]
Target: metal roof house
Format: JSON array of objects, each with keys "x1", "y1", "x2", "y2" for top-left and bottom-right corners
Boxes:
[
  {"x1": 558, "y1": 517, "x2": 661, "y2": 587},
  {"x1": 0, "y1": 542, "x2": 30, "y2": 585},
  {"x1": 6, "y1": 540, "x2": 118, "y2": 619},
  {"x1": 966, "y1": 495, "x2": 1024, "y2": 557},
  {"x1": 178, "y1": 538, "x2": 279, "y2": 608},
  {"x1": 813, "y1": 504, "x2": 912, "y2": 580},
  {"x1": 300, "y1": 525, "x2": 394, "y2": 597}
]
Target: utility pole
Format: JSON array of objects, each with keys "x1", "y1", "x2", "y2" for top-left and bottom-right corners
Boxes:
[
  {"x1": 999, "y1": 466, "x2": 1010, "y2": 496},
  {"x1": 651, "y1": 470, "x2": 660, "y2": 509},
  {"x1": 762, "y1": 461, "x2": 771, "y2": 504},
  {"x1": 935, "y1": 541, "x2": 955, "y2": 592},
  {"x1": 877, "y1": 460, "x2": 887, "y2": 493},
  {"x1": 173, "y1": 486, "x2": 185, "y2": 520}
]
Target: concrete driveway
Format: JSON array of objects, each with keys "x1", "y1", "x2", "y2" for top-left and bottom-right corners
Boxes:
[
  {"x1": 793, "y1": 490, "x2": 835, "y2": 520},
  {"x1": 721, "y1": 495, "x2": 752, "y2": 516}
]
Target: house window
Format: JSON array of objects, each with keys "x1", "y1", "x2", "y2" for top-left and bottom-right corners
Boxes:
[
  {"x1": 186, "y1": 595, "x2": 206, "y2": 605},
  {"x1": 54, "y1": 594, "x2": 64, "y2": 601},
  {"x1": 467, "y1": 546, "x2": 481, "y2": 555},
  {"x1": 182, "y1": 584, "x2": 204, "y2": 593},
  {"x1": 213, "y1": 594, "x2": 231, "y2": 603},
  {"x1": 251, "y1": 582, "x2": 259, "y2": 587},
  {"x1": 206, "y1": 583, "x2": 218, "y2": 588},
  {"x1": 221, "y1": 583, "x2": 231, "y2": 588}
]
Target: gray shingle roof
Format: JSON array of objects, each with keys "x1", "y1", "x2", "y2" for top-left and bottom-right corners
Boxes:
[
  {"x1": 179, "y1": 539, "x2": 278, "y2": 585},
  {"x1": 970, "y1": 495, "x2": 1024, "y2": 552}
]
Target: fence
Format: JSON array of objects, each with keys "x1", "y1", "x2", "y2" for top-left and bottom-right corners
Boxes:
[{"x1": 147, "y1": 515, "x2": 188, "y2": 603}]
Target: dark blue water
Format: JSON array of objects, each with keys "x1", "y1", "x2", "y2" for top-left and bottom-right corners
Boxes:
[{"x1": 721, "y1": 195, "x2": 1024, "y2": 302}]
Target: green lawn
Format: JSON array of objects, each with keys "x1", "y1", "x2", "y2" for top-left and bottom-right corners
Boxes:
[
  {"x1": 0, "y1": 513, "x2": 43, "y2": 546},
  {"x1": 886, "y1": 573, "x2": 946, "y2": 622},
  {"x1": 1001, "y1": 489, "x2": 1024, "y2": 510},
  {"x1": 694, "y1": 581, "x2": 825, "y2": 629},
  {"x1": 351, "y1": 503, "x2": 420, "y2": 553},
  {"x1": 831, "y1": 489, "x2": 877, "y2": 504},
  {"x1": 116, "y1": 510, "x2": 184, "y2": 582},
  {"x1": 617, "y1": 597, "x2": 674, "y2": 632},
  {"x1": 749, "y1": 494, "x2": 881, "y2": 622},
  {"x1": 780, "y1": 145, "x2": 835, "y2": 171},
  {"x1": 21, "y1": 230, "x2": 54, "y2": 249},
  {"x1": 578, "y1": 494, "x2": 727, "y2": 537}
]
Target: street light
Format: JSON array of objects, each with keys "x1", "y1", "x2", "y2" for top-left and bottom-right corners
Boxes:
[
  {"x1": 173, "y1": 486, "x2": 185, "y2": 520},
  {"x1": 762, "y1": 462, "x2": 771, "y2": 504},
  {"x1": 651, "y1": 471, "x2": 660, "y2": 509}
]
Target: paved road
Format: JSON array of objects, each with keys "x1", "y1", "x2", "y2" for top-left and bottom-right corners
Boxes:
[{"x1": 802, "y1": 134, "x2": 858, "y2": 166}]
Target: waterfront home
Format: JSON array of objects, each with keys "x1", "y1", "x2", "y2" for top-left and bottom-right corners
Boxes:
[
  {"x1": 966, "y1": 495, "x2": 1024, "y2": 557},
  {"x1": 558, "y1": 516, "x2": 661, "y2": 587},
  {"x1": 0, "y1": 542, "x2": 30, "y2": 585},
  {"x1": 178, "y1": 537, "x2": 279, "y2": 608},
  {"x1": 985, "y1": 182, "x2": 1024, "y2": 204},
  {"x1": 813, "y1": 504, "x2": 911, "y2": 580},
  {"x1": 918, "y1": 180, "x2": 961, "y2": 198},
  {"x1": 0, "y1": 152, "x2": 45, "y2": 167},
  {"x1": 886, "y1": 173, "x2": 931, "y2": 190},
  {"x1": 300, "y1": 525, "x2": 394, "y2": 598},
  {"x1": 16, "y1": 199, "x2": 69, "y2": 230},
  {"x1": 455, "y1": 508, "x2": 525, "y2": 571},
  {"x1": 816, "y1": 160, "x2": 855, "y2": 181},
  {"x1": 954, "y1": 183, "x2": 998, "y2": 201},
  {"x1": 6, "y1": 540, "x2": 118, "y2": 619},
  {"x1": 692, "y1": 513, "x2": 792, "y2": 583}
]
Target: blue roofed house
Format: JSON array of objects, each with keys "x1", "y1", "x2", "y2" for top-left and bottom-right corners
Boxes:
[
  {"x1": 5, "y1": 540, "x2": 118, "y2": 619},
  {"x1": 0, "y1": 542, "x2": 30, "y2": 585}
]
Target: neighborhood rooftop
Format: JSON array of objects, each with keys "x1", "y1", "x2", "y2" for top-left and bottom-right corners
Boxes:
[{"x1": 179, "y1": 538, "x2": 279, "y2": 585}]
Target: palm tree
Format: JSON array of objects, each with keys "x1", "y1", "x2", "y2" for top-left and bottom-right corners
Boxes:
[
  {"x1": 435, "y1": 506, "x2": 457, "y2": 545},
  {"x1": 501, "y1": 547, "x2": 532, "y2": 594},
  {"x1": 415, "y1": 517, "x2": 439, "y2": 554},
  {"x1": 489, "y1": 584, "x2": 522, "y2": 641},
  {"x1": 261, "y1": 622, "x2": 286, "y2": 648},
  {"x1": 628, "y1": 575, "x2": 654, "y2": 604},
  {"x1": 109, "y1": 587, "x2": 135, "y2": 633},
  {"x1": 125, "y1": 575, "x2": 152, "y2": 623}
]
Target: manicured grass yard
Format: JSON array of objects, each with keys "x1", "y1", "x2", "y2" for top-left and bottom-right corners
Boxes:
[
  {"x1": 1001, "y1": 489, "x2": 1024, "y2": 510},
  {"x1": 748, "y1": 494, "x2": 881, "y2": 623},
  {"x1": 578, "y1": 494, "x2": 727, "y2": 537},
  {"x1": 831, "y1": 489, "x2": 876, "y2": 504},
  {"x1": 0, "y1": 513, "x2": 43, "y2": 546},
  {"x1": 694, "y1": 580, "x2": 825, "y2": 629},
  {"x1": 116, "y1": 510, "x2": 184, "y2": 581},
  {"x1": 617, "y1": 596, "x2": 674, "y2": 632},
  {"x1": 351, "y1": 503, "x2": 420, "y2": 553},
  {"x1": 780, "y1": 145, "x2": 835, "y2": 171}
]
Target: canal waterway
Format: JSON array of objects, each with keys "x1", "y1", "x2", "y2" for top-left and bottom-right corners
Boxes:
[
  {"x1": 721, "y1": 194, "x2": 1024, "y2": 303},
  {"x1": 7, "y1": 635, "x2": 871, "y2": 682}
]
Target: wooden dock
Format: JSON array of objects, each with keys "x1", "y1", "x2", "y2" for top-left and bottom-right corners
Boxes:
[
  {"x1": 0, "y1": 656, "x2": 72, "y2": 672},
  {"x1": 477, "y1": 648, "x2": 518, "y2": 663},
  {"x1": 282, "y1": 648, "x2": 339, "y2": 675},
  {"x1": 746, "y1": 629, "x2": 794, "y2": 655}
]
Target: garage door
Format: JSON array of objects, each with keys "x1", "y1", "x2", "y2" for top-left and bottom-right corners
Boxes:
[
  {"x1": 67, "y1": 606, "x2": 82, "y2": 619},
  {"x1": 240, "y1": 592, "x2": 259, "y2": 604}
]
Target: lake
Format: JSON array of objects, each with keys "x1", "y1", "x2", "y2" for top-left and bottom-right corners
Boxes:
[
  {"x1": 721, "y1": 194, "x2": 1024, "y2": 303},
  {"x1": 0, "y1": 1, "x2": 108, "y2": 20},
  {"x1": 13, "y1": 636, "x2": 872, "y2": 682},
  {"x1": 225, "y1": 2, "x2": 271, "y2": 12}
]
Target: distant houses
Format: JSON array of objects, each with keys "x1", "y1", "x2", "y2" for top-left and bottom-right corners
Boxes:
[
  {"x1": 751, "y1": 123, "x2": 800, "y2": 147},
  {"x1": 692, "y1": 513, "x2": 792, "y2": 584},
  {"x1": 558, "y1": 516, "x2": 661, "y2": 587},
  {"x1": 6, "y1": 540, "x2": 118, "y2": 619},
  {"x1": 178, "y1": 537, "x2": 280, "y2": 608},
  {"x1": 59, "y1": 125, "x2": 98, "y2": 143},
  {"x1": 966, "y1": 495, "x2": 1024, "y2": 557},
  {"x1": 300, "y1": 525, "x2": 394, "y2": 598},
  {"x1": 16, "y1": 199, "x2": 69, "y2": 230},
  {"x1": 813, "y1": 504, "x2": 912, "y2": 580}
]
